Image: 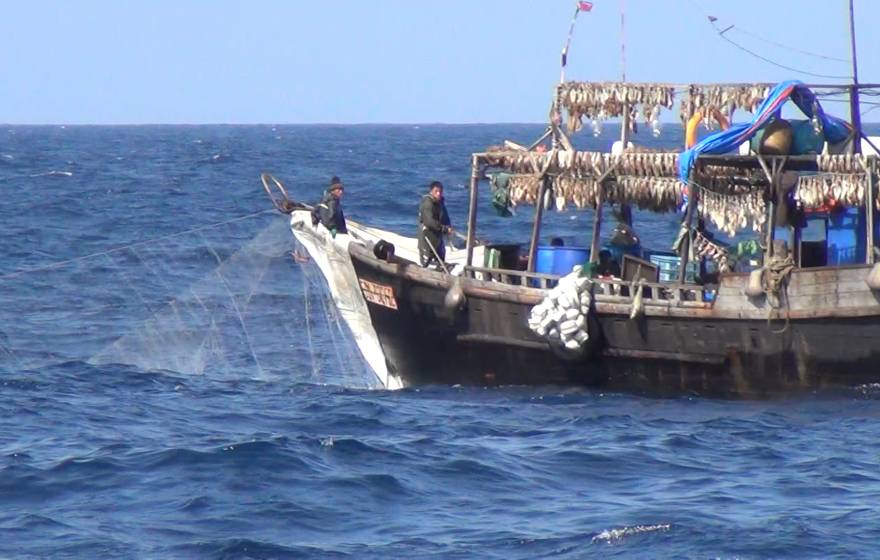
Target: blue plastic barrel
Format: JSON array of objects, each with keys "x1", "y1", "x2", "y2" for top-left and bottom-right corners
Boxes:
[{"x1": 534, "y1": 246, "x2": 590, "y2": 275}]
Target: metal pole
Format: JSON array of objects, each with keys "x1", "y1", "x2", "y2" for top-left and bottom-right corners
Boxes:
[
  {"x1": 527, "y1": 178, "x2": 549, "y2": 273},
  {"x1": 765, "y1": 198, "x2": 776, "y2": 261},
  {"x1": 465, "y1": 155, "x2": 480, "y2": 268},
  {"x1": 868, "y1": 158, "x2": 875, "y2": 264},
  {"x1": 560, "y1": 4, "x2": 582, "y2": 84},
  {"x1": 678, "y1": 183, "x2": 698, "y2": 283},
  {"x1": 619, "y1": 0, "x2": 626, "y2": 83},
  {"x1": 848, "y1": 0, "x2": 863, "y2": 154},
  {"x1": 589, "y1": 183, "x2": 605, "y2": 264},
  {"x1": 618, "y1": 0, "x2": 634, "y2": 228}
]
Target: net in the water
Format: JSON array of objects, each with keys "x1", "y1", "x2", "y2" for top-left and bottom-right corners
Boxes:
[{"x1": 0, "y1": 214, "x2": 378, "y2": 388}]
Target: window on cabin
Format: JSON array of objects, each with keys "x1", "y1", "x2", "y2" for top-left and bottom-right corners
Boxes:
[{"x1": 800, "y1": 217, "x2": 827, "y2": 268}]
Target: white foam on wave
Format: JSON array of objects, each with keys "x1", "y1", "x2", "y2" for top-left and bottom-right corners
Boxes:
[
  {"x1": 30, "y1": 171, "x2": 73, "y2": 177},
  {"x1": 855, "y1": 383, "x2": 880, "y2": 396},
  {"x1": 592, "y1": 523, "x2": 671, "y2": 543}
]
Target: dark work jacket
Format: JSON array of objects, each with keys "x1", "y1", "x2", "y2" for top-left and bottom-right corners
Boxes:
[
  {"x1": 417, "y1": 194, "x2": 448, "y2": 265},
  {"x1": 312, "y1": 192, "x2": 347, "y2": 234},
  {"x1": 440, "y1": 195, "x2": 451, "y2": 228}
]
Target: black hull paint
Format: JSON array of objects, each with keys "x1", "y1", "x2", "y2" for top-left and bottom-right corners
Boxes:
[{"x1": 350, "y1": 252, "x2": 880, "y2": 397}]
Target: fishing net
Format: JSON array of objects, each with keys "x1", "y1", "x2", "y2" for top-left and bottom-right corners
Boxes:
[{"x1": 0, "y1": 213, "x2": 377, "y2": 388}]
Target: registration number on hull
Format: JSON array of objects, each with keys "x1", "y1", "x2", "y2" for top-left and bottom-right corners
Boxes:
[{"x1": 359, "y1": 279, "x2": 398, "y2": 310}]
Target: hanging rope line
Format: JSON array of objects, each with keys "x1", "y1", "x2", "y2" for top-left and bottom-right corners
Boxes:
[
  {"x1": 725, "y1": 26, "x2": 849, "y2": 64},
  {"x1": 710, "y1": 20, "x2": 850, "y2": 80},
  {"x1": 683, "y1": 0, "x2": 850, "y2": 80},
  {"x1": 0, "y1": 209, "x2": 276, "y2": 281}
]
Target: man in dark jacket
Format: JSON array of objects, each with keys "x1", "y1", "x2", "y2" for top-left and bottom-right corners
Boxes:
[
  {"x1": 418, "y1": 181, "x2": 451, "y2": 268},
  {"x1": 312, "y1": 176, "x2": 347, "y2": 237}
]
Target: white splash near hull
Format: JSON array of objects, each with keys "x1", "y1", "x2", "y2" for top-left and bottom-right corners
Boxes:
[{"x1": 290, "y1": 211, "x2": 404, "y2": 390}]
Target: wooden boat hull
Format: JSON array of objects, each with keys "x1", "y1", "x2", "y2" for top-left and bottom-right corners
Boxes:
[{"x1": 349, "y1": 243, "x2": 880, "y2": 396}]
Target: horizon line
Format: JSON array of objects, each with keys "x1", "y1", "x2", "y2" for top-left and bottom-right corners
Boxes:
[
  {"x1": 4, "y1": 120, "x2": 880, "y2": 127},
  {"x1": 0, "y1": 121, "x2": 552, "y2": 127}
]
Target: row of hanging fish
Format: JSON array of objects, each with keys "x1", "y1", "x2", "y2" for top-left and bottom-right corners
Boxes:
[
  {"x1": 552, "y1": 175, "x2": 599, "y2": 210},
  {"x1": 485, "y1": 149, "x2": 680, "y2": 178},
  {"x1": 795, "y1": 173, "x2": 866, "y2": 209},
  {"x1": 679, "y1": 84, "x2": 770, "y2": 126},
  {"x1": 509, "y1": 174, "x2": 683, "y2": 212},
  {"x1": 507, "y1": 175, "x2": 542, "y2": 205},
  {"x1": 692, "y1": 230, "x2": 731, "y2": 272},
  {"x1": 616, "y1": 152, "x2": 680, "y2": 177},
  {"x1": 555, "y1": 150, "x2": 613, "y2": 174},
  {"x1": 693, "y1": 173, "x2": 760, "y2": 196},
  {"x1": 698, "y1": 189, "x2": 767, "y2": 238},
  {"x1": 557, "y1": 82, "x2": 675, "y2": 133},
  {"x1": 816, "y1": 154, "x2": 867, "y2": 174},
  {"x1": 609, "y1": 177, "x2": 683, "y2": 212}
]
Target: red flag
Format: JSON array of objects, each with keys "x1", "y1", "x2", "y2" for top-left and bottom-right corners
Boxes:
[{"x1": 578, "y1": 1, "x2": 593, "y2": 11}]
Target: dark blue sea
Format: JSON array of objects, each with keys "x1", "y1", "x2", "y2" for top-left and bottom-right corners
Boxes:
[{"x1": 2, "y1": 124, "x2": 880, "y2": 559}]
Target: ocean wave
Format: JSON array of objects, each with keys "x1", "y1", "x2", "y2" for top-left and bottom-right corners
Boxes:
[
  {"x1": 330, "y1": 472, "x2": 410, "y2": 495},
  {"x1": 178, "y1": 495, "x2": 213, "y2": 512},
  {"x1": 29, "y1": 170, "x2": 73, "y2": 177},
  {"x1": 592, "y1": 523, "x2": 672, "y2": 543},
  {"x1": 202, "y1": 153, "x2": 235, "y2": 164},
  {"x1": 173, "y1": 538, "x2": 350, "y2": 559},
  {"x1": 3, "y1": 125, "x2": 880, "y2": 559},
  {"x1": 313, "y1": 436, "x2": 411, "y2": 462},
  {"x1": 432, "y1": 457, "x2": 514, "y2": 483},
  {"x1": 140, "y1": 437, "x2": 303, "y2": 470},
  {"x1": 4, "y1": 513, "x2": 74, "y2": 532}
]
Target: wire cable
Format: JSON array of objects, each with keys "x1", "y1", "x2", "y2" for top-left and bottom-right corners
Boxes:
[
  {"x1": 726, "y1": 26, "x2": 849, "y2": 63},
  {"x1": 712, "y1": 22, "x2": 850, "y2": 80},
  {"x1": 0, "y1": 209, "x2": 276, "y2": 280},
  {"x1": 684, "y1": 0, "x2": 851, "y2": 80}
]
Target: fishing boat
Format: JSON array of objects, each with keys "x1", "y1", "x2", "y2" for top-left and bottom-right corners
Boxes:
[{"x1": 264, "y1": 6, "x2": 880, "y2": 396}]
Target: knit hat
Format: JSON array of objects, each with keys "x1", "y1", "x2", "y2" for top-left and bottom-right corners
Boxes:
[{"x1": 328, "y1": 176, "x2": 343, "y2": 192}]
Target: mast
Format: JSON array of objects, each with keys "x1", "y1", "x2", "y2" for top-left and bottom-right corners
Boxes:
[
  {"x1": 618, "y1": 0, "x2": 633, "y2": 226},
  {"x1": 465, "y1": 155, "x2": 480, "y2": 268},
  {"x1": 618, "y1": 0, "x2": 629, "y2": 153},
  {"x1": 559, "y1": 3, "x2": 583, "y2": 84},
  {"x1": 848, "y1": 0, "x2": 862, "y2": 153}
]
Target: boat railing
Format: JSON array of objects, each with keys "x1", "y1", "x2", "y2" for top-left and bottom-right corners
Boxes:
[
  {"x1": 463, "y1": 265, "x2": 715, "y2": 307},
  {"x1": 463, "y1": 265, "x2": 560, "y2": 289},
  {"x1": 591, "y1": 277, "x2": 715, "y2": 308}
]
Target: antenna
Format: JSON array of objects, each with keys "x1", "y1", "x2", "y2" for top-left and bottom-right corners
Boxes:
[
  {"x1": 847, "y1": 0, "x2": 862, "y2": 153},
  {"x1": 619, "y1": 0, "x2": 626, "y2": 82}
]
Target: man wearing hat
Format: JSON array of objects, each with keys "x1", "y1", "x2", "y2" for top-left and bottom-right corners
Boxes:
[
  {"x1": 312, "y1": 176, "x2": 348, "y2": 237},
  {"x1": 417, "y1": 180, "x2": 452, "y2": 268}
]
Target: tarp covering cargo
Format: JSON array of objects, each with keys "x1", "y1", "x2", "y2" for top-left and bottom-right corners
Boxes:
[{"x1": 679, "y1": 80, "x2": 853, "y2": 182}]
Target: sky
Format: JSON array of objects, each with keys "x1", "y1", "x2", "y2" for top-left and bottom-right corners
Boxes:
[{"x1": 0, "y1": 0, "x2": 877, "y2": 124}]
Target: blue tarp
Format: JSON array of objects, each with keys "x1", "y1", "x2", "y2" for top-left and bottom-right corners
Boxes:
[{"x1": 678, "y1": 80, "x2": 852, "y2": 183}]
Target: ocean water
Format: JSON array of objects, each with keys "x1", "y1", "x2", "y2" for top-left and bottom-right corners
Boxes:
[{"x1": 2, "y1": 124, "x2": 880, "y2": 559}]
